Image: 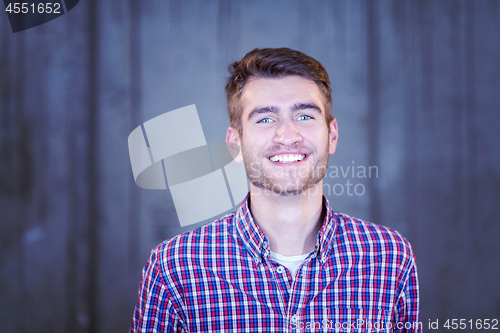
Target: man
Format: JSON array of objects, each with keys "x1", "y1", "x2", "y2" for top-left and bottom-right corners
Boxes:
[{"x1": 130, "y1": 48, "x2": 420, "y2": 332}]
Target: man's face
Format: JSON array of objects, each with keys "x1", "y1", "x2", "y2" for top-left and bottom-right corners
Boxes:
[{"x1": 227, "y1": 76, "x2": 338, "y2": 196}]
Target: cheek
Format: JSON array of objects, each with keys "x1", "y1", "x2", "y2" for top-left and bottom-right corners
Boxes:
[
  {"x1": 243, "y1": 129, "x2": 271, "y2": 148},
  {"x1": 240, "y1": 134, "x2": 259, "y2": 156},
  {"x1": 302, "y1": 130, "x2": 329, "y2": 147}
]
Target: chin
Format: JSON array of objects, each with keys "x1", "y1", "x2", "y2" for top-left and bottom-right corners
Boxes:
[{"x1": 253, "y1": 177, "x2": 318, "y2": 197}]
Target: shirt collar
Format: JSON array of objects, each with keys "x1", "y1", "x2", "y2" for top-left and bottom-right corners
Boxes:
[{"x1": 233, "y1": 193, "x2": 337, "y2": 265}]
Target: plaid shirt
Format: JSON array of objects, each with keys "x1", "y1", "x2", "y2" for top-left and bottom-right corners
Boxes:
[{"x1": 130, "y1": 195, "x2": 420, "y2": 332}]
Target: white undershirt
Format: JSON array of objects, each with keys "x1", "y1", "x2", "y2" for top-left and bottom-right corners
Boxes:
[{"x1": 270, "y1": 251, "x2": 309, "y2": 281}]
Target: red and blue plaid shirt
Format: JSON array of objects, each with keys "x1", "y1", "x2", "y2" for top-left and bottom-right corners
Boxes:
[{"x1": 130, "y1": 195, "x2": 420, "y2": 332}]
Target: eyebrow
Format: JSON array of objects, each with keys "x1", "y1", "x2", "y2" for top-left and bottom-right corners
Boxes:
[
  {"x1": 291, "y1": 103, "x2": 322, "y2": 113},
  {"x1": 247, "y1": 106, "x2": 279, "y2": 120},
  {"x1": 247, "y1": 103, "x2": 322, "y2": 121}
]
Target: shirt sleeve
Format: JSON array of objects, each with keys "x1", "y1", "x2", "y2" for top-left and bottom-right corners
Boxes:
[
  {"x1": 393, "y1": 252, "x2": 421, "y2": 332},
  {"x1": 130, "y1": 247, "x2": 186, "y2": 333}
]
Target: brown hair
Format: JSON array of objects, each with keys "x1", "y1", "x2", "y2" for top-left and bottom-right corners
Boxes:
[{"x1": 225, "y1": 48, "x2": 333, "y2": 134}]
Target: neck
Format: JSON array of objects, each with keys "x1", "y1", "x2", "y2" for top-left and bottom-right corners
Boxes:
[{"x1": 249, "y1": 182, "x2": 325, "y2": 256}]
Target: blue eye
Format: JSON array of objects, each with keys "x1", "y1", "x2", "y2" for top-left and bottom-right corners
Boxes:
[
  {"x1": 258, "y1": 118, "x2": 272, "y2": 123},
  {"x1": 297, "y1": 115, "x2": 312, "y2": 121}
]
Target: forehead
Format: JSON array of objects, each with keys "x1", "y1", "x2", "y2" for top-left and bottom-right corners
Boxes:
[{"x1": 240, "y1": 76, "x2": 325, "y2": 114}]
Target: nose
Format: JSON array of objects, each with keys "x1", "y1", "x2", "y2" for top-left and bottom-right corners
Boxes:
[{"x1": 274, "y1": 119, "x2": 302, "y2": 146}]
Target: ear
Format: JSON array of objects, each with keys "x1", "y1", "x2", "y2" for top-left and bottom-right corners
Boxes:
[
  {"x1": 226, "y1": 126, "x2": 243, "y2": 163},
  {"x1": 328, "y1": 118, "x2": 338, "y2": 155}
]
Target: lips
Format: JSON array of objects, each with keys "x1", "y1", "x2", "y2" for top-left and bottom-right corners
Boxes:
[{"x1": 268, "y1": 154, "x2": 306, "y2": 163}]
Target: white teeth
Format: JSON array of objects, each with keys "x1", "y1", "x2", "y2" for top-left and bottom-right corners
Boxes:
[{"x1": 269, "y1": 154, "x2": 306, "y2": 163}]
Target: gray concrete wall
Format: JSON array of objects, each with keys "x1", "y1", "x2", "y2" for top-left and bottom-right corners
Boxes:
[{"x1": 1, "y1": 0, "x2": 499, "y2": 332}]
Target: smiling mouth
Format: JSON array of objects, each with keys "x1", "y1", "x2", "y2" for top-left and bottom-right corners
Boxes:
[{"x1": 269, "y1": 154, "x2": 306, "y2": 163}]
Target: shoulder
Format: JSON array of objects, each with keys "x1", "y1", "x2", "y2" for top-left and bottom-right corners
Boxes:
[
  {"x1": 332, "y1": 212, "x2": 415, "y2": 265},
  {"x1": 150, "y1": 212, "x2": 239, "y2": 273}
]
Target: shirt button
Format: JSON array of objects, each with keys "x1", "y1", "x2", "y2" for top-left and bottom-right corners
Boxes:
[{"x1": 276, "y1": 266, "x2": 285, "y2": 274}]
